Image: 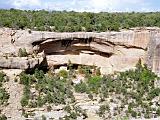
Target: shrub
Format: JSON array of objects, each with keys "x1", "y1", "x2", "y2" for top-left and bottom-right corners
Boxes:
[
  {"x1": 21, "y1": 96, "x2": 29, "y2": 107},
  {"x1": 66, "y1": 88, "x2": 74, "y2": 98},
  {"x1": 67, "y1": 60, "x2": 73, "y2": 70},
  {"x1": 42, "y1": 115, "x2": 46, "y2": 120},
  {"x1": 148, "y1": 88, "x2": 160, "y2": 99},
  {"x1": 0, "y1": 72, "x2": 9, "y2": 105},
  {"x1": 88, "y1": 93, "x2": 93, "y2": 100},
  {"x1": 98, "y1": 104, "x2": 109, "y2": 117},
  {"x1": 84, "y1": 66, "x2": 92, "y2": 77},
  {"x1": 78, "y1": 65, "x2": 92, "y2": 77},
  {"x1": 82, "y1": 111, "x2": 88, "y2": 119},
  {"x1": 64, "y1": 105, "x2": 71, "y2": 113},
  {"x1": 0, "y1": 88, "x2": 9, "y2": 105},
  {"x1": 95, "y1": 67, "x2": 101, "y2": 76},
  {"x1": 144, "y1": 112, "x2": 150, "y2": 119},
  {"x1": 0, "y1": 114, "x2": 7, "y2": 120},
  {"x1": 21, "y1": 86, "x2": 30, "y2": 107},
  {"x1": 58, "y1": 70, "x2": 68, "y2": 78},
  {"x1": 37, "y1": 96, "x2": 44, "y2": 107},
  {"x1": 19, "y1": 72, "x2": 31, "y2": 86},
  {"x1": 69, "y1": 112, "x2": 77, "y2": 119},
  {"x1": 74, "y1": 81, "x2": 88, "y2": 93},
  {"x1": 0, "y1": 72, "x2": 5, "y2": 83},
  {"x1": 157, "y1": 107, "x2": 160, "y2": 116},
  {"x1": 18, "y1": 48, "x2": 28, "y2": 57},
  {"x1": 28, "y1": 101, "x2": 37, "y2": 108},
  {"x1": 131, "y1": 111, "x2": 137, "y2": 118},
  {"x1": 34, "y1": 68, "x2": 45, "y2": 80},
  {"x1": 88, "y1": 76, "x2": 102, "y2": 93},
  {"x1": 78, "y1": 66, "x2": 84, "y2": 74}
]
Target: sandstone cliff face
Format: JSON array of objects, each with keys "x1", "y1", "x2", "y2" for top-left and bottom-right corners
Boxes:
[{"x1": 0, "y1": 27, "x2": 160, "y2": 74}]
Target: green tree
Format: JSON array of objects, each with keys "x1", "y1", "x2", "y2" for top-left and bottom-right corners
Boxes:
[{"x1": 18, "y1": 48, "x2": 28, "y2": 57}]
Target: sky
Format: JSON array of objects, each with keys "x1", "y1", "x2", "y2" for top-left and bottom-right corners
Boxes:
[{"x1": 0, "y1": 0, "x2": 160, "y2": 12}]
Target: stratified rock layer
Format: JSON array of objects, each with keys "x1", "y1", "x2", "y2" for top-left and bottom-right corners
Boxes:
[{"x1": 0, "y1": 27, "x2": 160, "y2": 74}]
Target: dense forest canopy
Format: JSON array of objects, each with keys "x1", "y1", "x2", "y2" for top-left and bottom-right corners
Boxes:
[{"x1": 1, "y1": 9, "x2": 160, "y2": 32}]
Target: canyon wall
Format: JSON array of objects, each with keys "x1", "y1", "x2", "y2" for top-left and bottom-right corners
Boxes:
[{"x1": 0, "y1": 27, "x2": 160, "y2": 74}]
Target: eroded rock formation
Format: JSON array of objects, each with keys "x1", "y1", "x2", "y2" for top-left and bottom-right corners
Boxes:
[{"x1": 0, "y1": 27, "x2": 160, "y2": 74}]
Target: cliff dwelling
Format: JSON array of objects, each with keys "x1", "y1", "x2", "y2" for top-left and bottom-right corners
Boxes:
[
  {"x1": 36, "y1": 37, "x2": 116, "y2": 74},
  {"x1": 0, "y1": 28, "x2": 159, "y2": 74}
]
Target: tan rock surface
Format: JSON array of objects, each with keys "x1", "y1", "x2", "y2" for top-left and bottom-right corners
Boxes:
[{"x1": 0, "y1": 57, "x2": 44, "y2": 70}]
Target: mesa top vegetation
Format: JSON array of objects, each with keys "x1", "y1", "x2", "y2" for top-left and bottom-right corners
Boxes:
[{"x1": 1, "y1": 9, "x2": 160, "y2": 32}]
